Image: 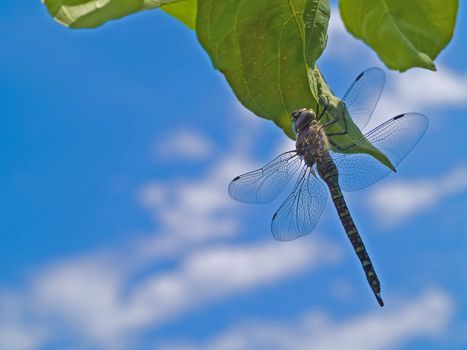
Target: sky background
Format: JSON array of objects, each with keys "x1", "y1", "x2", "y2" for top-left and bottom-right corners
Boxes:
[{"x1": 1, "y1": 1, "x2": 467, "y2": 349}]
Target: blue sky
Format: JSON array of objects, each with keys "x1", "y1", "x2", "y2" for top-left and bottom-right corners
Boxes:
[{"x1": 1, "y1": 1, "x2": 467, "y2": 349}]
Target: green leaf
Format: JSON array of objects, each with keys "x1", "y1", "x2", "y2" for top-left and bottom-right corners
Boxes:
[
  {"x1": 304, "y1": 0, "x2": 331, "y2": 67},
  {"x1": 339, "y1": 0, "x2": 459, "y2": 72},
  {"x1": 197, "y1": 0, "x2": 392, "y2": 169},
  {"x1": 197, "y1": 0, "x2": 322, "y2": 137},
  {"x1": 161, "y1": 0, "x2": 197, "y2": 29},
  {"x1": 42, "y1": 0, "x2": 196, "y2": 29}
]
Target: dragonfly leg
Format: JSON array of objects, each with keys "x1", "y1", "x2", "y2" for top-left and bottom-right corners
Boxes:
[
  {"x1": 329, "y1": 138, "x2": 358, "y2": 152},
  {"x1": 329, "y1": 139, "x2": 346, "y2": 152},
  {"x1": 326, "y1": 113, "x2": 348, "y2": 136},
  {"x1": 324, "y1": 118, "x2": 340, "y2": 129},
  {"x1": 329, "y1": 139, "x2": 339, "y2": 148},
  {"x1": 317, "y1": 96, "x2": 329, "y2": 122}
]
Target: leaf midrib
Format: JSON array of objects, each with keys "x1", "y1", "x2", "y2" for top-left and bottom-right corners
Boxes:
[
  {"x1": 232, "y1": 0, "x2": 315, "y2": 120},
  {"x1": 282, "y1": 0, "x2": 315, "y2": 114}
]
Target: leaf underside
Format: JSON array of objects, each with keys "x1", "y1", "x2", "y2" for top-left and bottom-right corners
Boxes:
[
  {"x1": 339, "y1": 0, "x2": 458, "y2": 72},
  {"x1": 197, "y1": 0, "x2": 393, "y2": 169},
  {"x1": 42, "y1": 0, "x2": 197, "y2": 29}
]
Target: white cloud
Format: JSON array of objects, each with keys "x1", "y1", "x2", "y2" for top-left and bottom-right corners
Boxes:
[
  {"x1": 373, "y1": 66, "x2": 467, "y2": 129},
  {"x1": 324, "y1": 7, "x2": 378, "y2": 65},
  {"x1": 153, "y1": 129, "x2": 213, "y2": 161},
  {"x1": 32, "y1": 254, "x2": 132, "y2": 349},
  {"x1": 0, "y1": 108, "x2": 343, "y2": 349},
  {"x1": 0, "y1": 294, "x2": 49, "y2": 350},
  {"x1": 134, "y1": 152, "x2": 256, "y2": 261},
  {"x1": 368, "y1": 167, "x2": 467, "y2": 226},
  {"x1": 124, "y1": 239, "x2": 340, "y2": 328},
  {"x1": 4, "y1": 239, "x2": 339, "y2": 349},
  {"x1": 0, "y1": 324, "x2": 47, "y2": 350},
  {"x1": 160, "y1": 289, "x2": 453, "y2": 350},
  {"x1": 134, "y1": 99, "x2": 291, "y2": 261}
]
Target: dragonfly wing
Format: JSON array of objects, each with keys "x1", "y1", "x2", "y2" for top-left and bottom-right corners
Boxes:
[
  {"x1": 330, "y1": 151, "x2": 390, "y2": 192},
  {"x1": 271, "y1": 166, "x2": 328, "y2": 241},
  {"x1": 336, "y1": 67, "x2": 385, "y2": 131},
  {"x1": 331, "y1": 113, "x2": 429, "y2": 191},
  {"x1": 228, "y1": 151, "x2": 302, "y2": 204}
]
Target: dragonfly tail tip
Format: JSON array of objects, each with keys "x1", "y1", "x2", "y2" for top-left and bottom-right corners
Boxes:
[{"x1": 375, "y1": 292, "x2": 384, "y2": 307}]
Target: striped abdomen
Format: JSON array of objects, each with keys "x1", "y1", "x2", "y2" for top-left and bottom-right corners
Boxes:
[{"x1": 317, "y1": 156, "x2": 384, "y2": 307}]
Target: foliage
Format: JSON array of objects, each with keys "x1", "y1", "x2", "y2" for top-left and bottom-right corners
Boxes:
[
  {"x1": 41, "y1": 0, "x2": 458, "y2": 168},
  {"x1": 41, "y1": 0, "x2": 197, "y2": 28},
  {"x1": 340, "y1": 0, "x2": 458, "y2": 72}
]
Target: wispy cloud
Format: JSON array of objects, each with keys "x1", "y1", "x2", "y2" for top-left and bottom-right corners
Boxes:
[
  {"x1": 123, "y1": 239, "x2": 339, "y2": 329},
  {"x1": 0, "y1": 294, "x2": 49, "y2": 350},
  {"x1": 159, "y1": 289, "x2": 453, "y2": 350},
  {"x1": 0, "y1": 111, "x2": 341, "y2": 349},
  {"x1": 325, "y1": 7, "x2": 378, "y2": 66},
  {"x1": 135, "y1": 100, "x2": 287, "y2": 260},
  {"x1": 1, "y1": 239, "x2": 339, "y2": 349},
  {"x1": 153, "y1": 129, "x2": 213, "y2": 161},
  {"x1": 373, "y1": 66, "x2": 467, "y2": 128},
  {"x1": 134, "y1": 151, "x2": 256, "y2": 261},
  {"x1": 368, "y1": 167, "x2": 467, "y2": 227}
]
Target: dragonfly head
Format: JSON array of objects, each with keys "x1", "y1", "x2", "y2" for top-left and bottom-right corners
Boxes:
[{"x1": 291, "y1": 108, "x2": 316, "y2": 134}]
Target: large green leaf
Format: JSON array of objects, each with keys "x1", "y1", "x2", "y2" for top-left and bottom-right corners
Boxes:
[
  {"x1": 42, "y1": 0, "x2": 197, "y2": 29},
  {"x1": 197, "y1": 0, "x2": 310, "y2": 137},
  {"x1": 339, "y1": 0, "x2": 458, "y2": 72},
  {"x1": 197, "y1": 0, "x2": 392, "y2": 169},
  {"x1": 197, "y1": 0, "x2": 326, "y2": 136},
  {"x1": 304, "y1": 0, "x2": 331, "y2": 67}
]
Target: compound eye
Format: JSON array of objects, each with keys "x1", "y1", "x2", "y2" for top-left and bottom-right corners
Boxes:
[
  {"x1": 294, "y1": 111, "x2": 311, "y2": 132},
  {"x1": 292, "y1": 122, "x2": 298, "y2": 134}
]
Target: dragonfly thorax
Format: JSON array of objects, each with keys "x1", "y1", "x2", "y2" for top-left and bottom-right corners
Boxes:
[{"x1": 295, "y1": 120, "x2": 329, "y2": 166}]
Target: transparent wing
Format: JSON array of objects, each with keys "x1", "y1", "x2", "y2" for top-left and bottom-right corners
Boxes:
[
  {"x1": 271, "y1": 166, "x2": 328, "y2": 241},
  {"x1": 335, "y1": 67, "x2": 385, "y2": 131},
  {"x1": 331, "y1": 113, "x2": 429, "y2": 191},
  {"x1": 228, "y1": 151, "x2": 302, "y2": 204}
]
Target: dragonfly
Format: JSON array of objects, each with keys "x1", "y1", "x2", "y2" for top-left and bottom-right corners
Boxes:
[{"x1": 228, "y1": 68, "x2": 429, "y2": 307}]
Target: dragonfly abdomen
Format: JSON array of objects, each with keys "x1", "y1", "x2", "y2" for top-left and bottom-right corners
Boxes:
[{"x1": 317, "y1": 156, "x2": 384, "y2": 307}]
